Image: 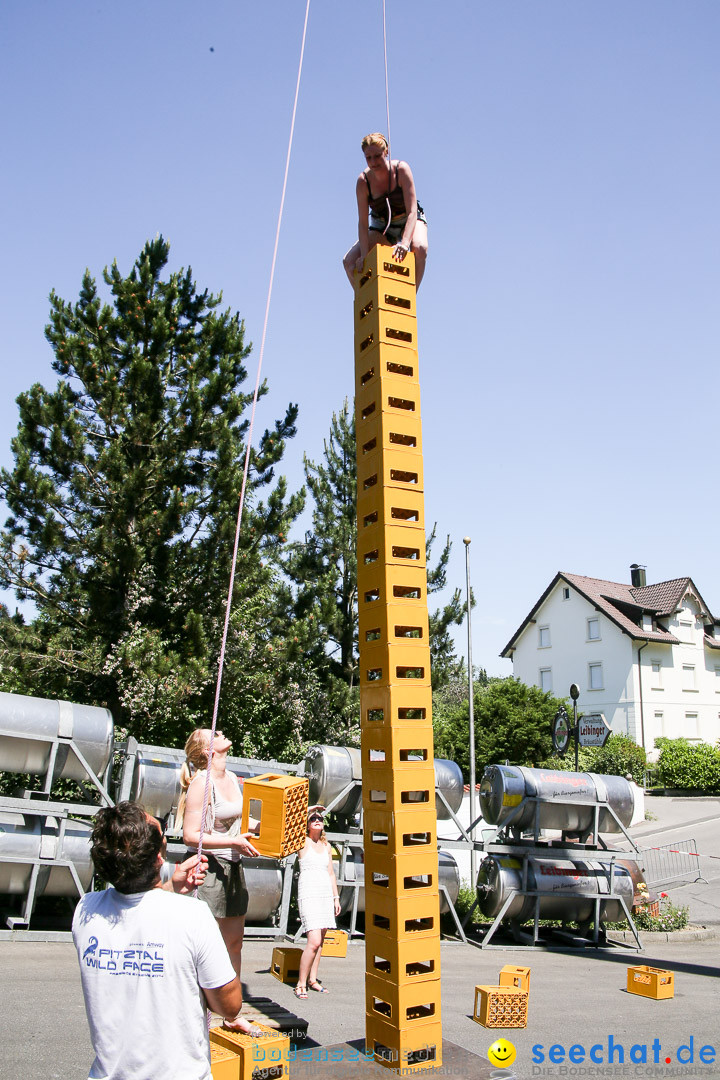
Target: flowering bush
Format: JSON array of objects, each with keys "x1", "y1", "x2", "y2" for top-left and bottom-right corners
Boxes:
[{"x1": 632, "y1": 894, "x2": 689, "y2": 932}]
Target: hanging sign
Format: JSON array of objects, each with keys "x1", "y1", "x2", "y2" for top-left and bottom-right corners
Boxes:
[{"x1": 577, "y1": 713, "x2": 611, "y2": 748}]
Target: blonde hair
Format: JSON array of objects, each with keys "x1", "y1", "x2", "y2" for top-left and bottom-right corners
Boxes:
[
  {"x1": 361, "y1": 132, "x2": 388, "y2": 154},
  {"x1": 175, "y1": 728, "x2": 209, "y2": 828}
]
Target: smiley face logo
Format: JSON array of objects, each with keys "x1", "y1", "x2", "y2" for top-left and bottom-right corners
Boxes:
[{"x1": 487, "y1": 1038, "x2": 517, "y2": 1067}]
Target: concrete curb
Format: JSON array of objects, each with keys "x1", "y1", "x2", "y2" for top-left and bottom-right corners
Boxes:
[{"x1": 611, "y1": 925, "x2": 720, "y2": 944}]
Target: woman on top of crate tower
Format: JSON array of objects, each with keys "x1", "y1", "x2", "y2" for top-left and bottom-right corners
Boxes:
[
  {"x1": 295, "y1": 805, "x2": 342, "y2": 999},
  {"x1": 342, "y1": 131, "x2": 428, "y2": 289},
  {"x1": 177, "y1": 727, "x2": 262, "y2": 1035}
]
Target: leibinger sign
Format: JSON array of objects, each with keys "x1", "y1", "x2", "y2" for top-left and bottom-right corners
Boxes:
[
  {"x1": 577, "y1": 713, "x2": 610, "y2": 747},
  {"x1": 531, "y1": 1035, "x2": 717, "y2": 1073}
]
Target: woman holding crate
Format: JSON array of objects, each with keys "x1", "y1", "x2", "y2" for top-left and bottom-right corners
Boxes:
[
  {"x1": 295, "y1": 806, "x2": 342, "y2": 998},
  {"x1": 178, "y1": 727, "x2": 262, "y2": 1034}
]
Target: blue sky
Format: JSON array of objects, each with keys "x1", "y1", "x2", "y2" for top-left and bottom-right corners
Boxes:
[{"x1": 1, "y1": 1, "x2": 718, "y2": 678}]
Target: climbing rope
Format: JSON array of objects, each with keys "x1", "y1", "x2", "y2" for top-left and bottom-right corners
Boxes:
[
  {"x1": 381, "y1": 0, "x2": 393, "y2": 233},
  {"x1": 194, "y1": 0, "x2": 312, "y2": 882}
]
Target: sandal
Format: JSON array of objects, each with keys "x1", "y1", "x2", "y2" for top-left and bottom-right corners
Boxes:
[
  {"x1": 294, "y1": 985, "x2": 308, "y2": 999},
  {"x1": 308, "y1": 980, "x2": 329, "y2": 993}
]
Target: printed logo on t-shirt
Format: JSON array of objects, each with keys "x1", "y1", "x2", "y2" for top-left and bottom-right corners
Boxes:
[{"x1": 81, "y1": 937, "x2": 165, "y2": 976}]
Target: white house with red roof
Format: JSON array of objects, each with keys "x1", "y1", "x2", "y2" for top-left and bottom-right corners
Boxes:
[{"x1": 501, "y1": 565, "x2": 720, "y2": 754}]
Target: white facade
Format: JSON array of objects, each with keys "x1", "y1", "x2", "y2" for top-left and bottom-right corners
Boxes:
[{"x1": 503, "y1": 573, "x2": 720, "y2": 754}]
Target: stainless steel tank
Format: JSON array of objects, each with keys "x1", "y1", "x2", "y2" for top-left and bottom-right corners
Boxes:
[
  {"x1": 479, "y1": 764, "x2": 635, "y2": 834},
  {"x1": 302, "y1": 745, "x2": 464, "y2": 820},
  {"x1": 130, "y1": 749, "x2": 271, "y2": 821},
  {"x1": 337, "y1": 847, "x2": 460, "y2": 916},
  {"x1": 0, "y1": 811, "x2": 94, "y2": 896},
  {"x1": 476, "y1": 853, "x2": 643, "y2": 924},
  {"x1": 0, "y1": 691, "x2": 114, "y2": 782}
]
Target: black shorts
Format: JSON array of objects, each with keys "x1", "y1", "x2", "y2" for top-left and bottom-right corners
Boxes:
[{"x1": 186, "y1": 851, "x2": 249, "y2": 918}]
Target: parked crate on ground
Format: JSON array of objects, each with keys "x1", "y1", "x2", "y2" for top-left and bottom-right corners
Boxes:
[
  {"x1": 473, "y1": 985, "x2": 528, "y2": 1029},
  {"x1": 270, "y1": 946, "x2": 303, "y2": 985},
  {"x1": 626, "y1": 966, "x2": 675, "y2": 1000}
]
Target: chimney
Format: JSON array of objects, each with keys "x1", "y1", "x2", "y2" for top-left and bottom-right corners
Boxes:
[{"x1": 630, "y1": 563, "x2": 646, "y2": 588}]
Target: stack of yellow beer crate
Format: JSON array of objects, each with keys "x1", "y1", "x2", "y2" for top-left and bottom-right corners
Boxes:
[{"x1": 354, "y1": 246, "x2": 442, "y2": 1072}]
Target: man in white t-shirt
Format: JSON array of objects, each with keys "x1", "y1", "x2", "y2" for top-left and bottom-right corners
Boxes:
[{"x1": 73, "y1": 801, "x2": 242, "y2": 1080}]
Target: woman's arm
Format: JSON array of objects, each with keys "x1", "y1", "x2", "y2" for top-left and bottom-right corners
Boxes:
[
  {"x1": 394, "y1": 161, "x2": 418, "y2": 259},
  {"x1": 182, "y1": 777, "x2": 259, "y2": 856},
  {"x1": 326, "y1": 843, "x2": 341, "y2": 915},
  {"x1": 356, "y1": 174, "x2": 371, "y2": 260}
]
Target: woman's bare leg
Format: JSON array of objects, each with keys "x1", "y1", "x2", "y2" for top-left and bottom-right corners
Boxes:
[{"x1": 410, "y1": 220, "x2": 428, "y2": 289}]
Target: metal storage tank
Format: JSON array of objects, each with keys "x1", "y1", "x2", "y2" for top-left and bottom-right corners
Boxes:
[
  {"x1": 302, "y1": 745, "x2": 464, "y2": 820},
  {"x1": 479, "y1": 764, "x2": 635, "y2": 834},
  {"x1": 476, "y1": 853, "x2": 643, "y2": 925},
  {"x1": 129, "y1": 750, "x2": 271, "y2": 821},
  {"x1": 0, "y1": 691, "x2": 114, "y2": 783},
  {"x1": 337, "y1": 847, "x2": 460, "y2": 916},
  {"x1": 0, "y1": 811, "x2": 94, "y2": 897}
]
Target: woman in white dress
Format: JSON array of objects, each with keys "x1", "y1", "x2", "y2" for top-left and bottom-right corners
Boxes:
[
  {"x1": 295, "y1": 806, "x2": 341, "y2": 998},
  {"x1": 177, "y1": 727, "x2": 261, "y2": 1034}
]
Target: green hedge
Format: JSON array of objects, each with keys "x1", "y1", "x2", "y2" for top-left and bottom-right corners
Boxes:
[{"x1": 655, "y1": 738, "x2": 720, "y2": 793}]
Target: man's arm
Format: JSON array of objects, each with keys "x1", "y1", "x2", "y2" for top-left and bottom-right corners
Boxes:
[
  {"x1": 203, "y1": 977, "x2": 242, "y2": 1022},
  {"x1": 161, "y1": 852, "x2": 208, "y2": 894}
]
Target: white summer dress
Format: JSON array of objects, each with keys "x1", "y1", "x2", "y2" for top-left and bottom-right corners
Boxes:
[{"x1": 297, "y1": 842, "x2": 336, "y2": 933}]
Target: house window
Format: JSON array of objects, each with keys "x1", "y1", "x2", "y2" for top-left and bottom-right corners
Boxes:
[
  {"x1": 562, "y1": 587, "x2": 570, "y2": 601},
  {"x1": 588, "y1": 662, "x2": 603, "y2": 691},
  {"x1": 587, "y1": 617, "x2": 600, "y2": 641},
  {"x1": 654, "y1": 711, "x2": 664, "y2": 737},
  {"x1": 650, "y1": 661, "x2": 662, "y2": 690},
  {"x1": 678, "y1": 619, "x2": 693, "y2": 643},
  {"x1": 684, "y1": 712, "x2": 699, "y2": 738},
  {"x1": 538, "y1": 625, "x2": 551, "y2": 648},
  {"x1": 682, "y1": 664, "x2": 696, "y2": 691},
  {"x1": 539, "y1": 668, "x2": 553, "y2": 692}
]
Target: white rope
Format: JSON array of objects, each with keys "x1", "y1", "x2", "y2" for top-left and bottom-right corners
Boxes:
[
  {"x1": 382, "y1": 0, "x2": 393, "y2": 232},
  {"x1": 194, "y1": 0, "x2": 312, "y2": 884}
]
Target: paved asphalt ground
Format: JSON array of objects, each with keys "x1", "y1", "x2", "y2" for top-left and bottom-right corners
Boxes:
[{"x1": 4, "y1": 796, "x2": 720, "y2": 1080}]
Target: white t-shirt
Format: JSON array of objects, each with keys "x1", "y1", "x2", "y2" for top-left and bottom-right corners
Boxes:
[{"x1": 72, "y1": 887, "x2": 236, "y2": 1080}]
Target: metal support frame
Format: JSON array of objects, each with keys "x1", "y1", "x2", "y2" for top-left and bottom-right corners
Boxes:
[
  {"x1": 0, "y1": 798, "x2": 94, "y2": 930},
  {"x1": 492, "y1": 794, "x2": 640, "y2": 853},
  {"x1": 0, "y1": 726, "x2": 114, "y2": 807}
]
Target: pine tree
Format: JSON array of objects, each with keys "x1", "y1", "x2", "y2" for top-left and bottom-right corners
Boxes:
[{"x1": 0, "y1": 238, "x2": 304, "y2": 740}]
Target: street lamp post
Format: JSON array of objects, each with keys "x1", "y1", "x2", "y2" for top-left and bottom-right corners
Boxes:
[{"x1": 463, "y1": 536, "x2": 476, "y2": 885}]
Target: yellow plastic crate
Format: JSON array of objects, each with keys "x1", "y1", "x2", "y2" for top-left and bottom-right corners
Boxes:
[
  {"x1": 270, "y1": 945, "x2": 303, "y2": 984},
  {"x1": 365, "y1": 1013, "x2": 442, "y2": 1073},
  {"x1": 365, "y1": 928, "x2": 441, "y2": 984},
  {"x1": 358, "y1": 519, "x2": 427, "y2": 576},
  {"x1": 357, "y1": 483, "x2": 426, "y2": 538},
  {"x1": 364, "y1": 847, "x2": 439, "y2": 901},
  {"x1": 364, "y1": 806, "x2": 438, "y2": 856},
  {"x1": 626, "y1": 965, "x2": 675, "y2": 1000},
  {"x1": 362, "y1": 723, "x2": 434, "y2": 773},
  {"x1": 240, "y1": 773, "x2": 308, "y2": 858},
  {"x1": 356, "y1": 412, "x2": 424, "y2": 462},
  {"x1": 321, "y1": 928, "x2": 348, "y2": 957},
  {"x1": 358, "y1": 560, "x2": 428, "y2": 613},
  {"x1": 355, "y1": 272, "x2": 417, "y2": 323},
  {"x1": 354, "y1": 342, "x2": 419, "y2": 397},
  {"x1": 499, "y1": 964, "x2": 531, "y2": 992},
  {"x1": 356, "y1": 374, "x2": 421, "y2": 428},
  {"x1": 360, "y1": 684, "x2": 432, "y2": 730},
  {"x1": 358, "y1": 445, "x2": 424, "y2": 499},
  {"x1": 366, "y1": 972, "x2": 441, "y2": 1027},
  {"x1": 210, "y1": 1026, "x2": 289, "y2": 1080},
  {"x1": 362, "y1": 763, "x2": 436, "y2": 815},
  {"x1": 356, "y1": 244, "x2": 417, "y2": 289},
  {"x1": 366, "y1": 889, "x2": 440, "y2": 944},
  {"x1": 473, "y1": 985, "x2": 528, "y2": 1029},
  {"x1": 359, "y1": 643, "x2": 431, "y2": 691},
  {"x1": 210, "y1": 1043, "x2": 240, "y2": 1080}
]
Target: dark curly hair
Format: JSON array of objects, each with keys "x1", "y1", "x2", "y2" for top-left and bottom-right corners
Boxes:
[{"x1": 90, "y1": 802, "x2": 163, "y2": 894}]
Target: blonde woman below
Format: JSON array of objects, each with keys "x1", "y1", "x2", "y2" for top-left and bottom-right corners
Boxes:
[
  {"x1": 295, "y1": 807, "x2": 341, "y2": 998},
  {"x1": 342, "y1": 131, "x2": 428, "y2": 289},
  {"x1": 177, "y1": 728, "x2": 260, "y2": 1034}
]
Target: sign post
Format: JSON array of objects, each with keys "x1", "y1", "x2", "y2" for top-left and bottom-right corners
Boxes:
[{"x1": 569, "y1": 683, "x2": 580, "y2": 771}]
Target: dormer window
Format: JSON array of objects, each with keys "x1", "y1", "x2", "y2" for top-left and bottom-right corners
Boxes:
[{"x1": 642, "y1": 614, "x2": 654, "y2": 632}]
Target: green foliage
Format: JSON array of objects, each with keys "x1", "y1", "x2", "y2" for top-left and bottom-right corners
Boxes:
[
  {"x1": 550, "y1": 733, "x2": 647, "y2": 783},
  {"x1": 655, "y1": 738, "x2": 720, "y2": 793},
  {"x1": 0, "y1": 238, "x2": 304, "y2": 747},
  {"x1": 433, "y1": 676, "x2": 563, "y2": 781},
  {"x1": 452, "y1": 879, "x2": 482, "y2": 925}
]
